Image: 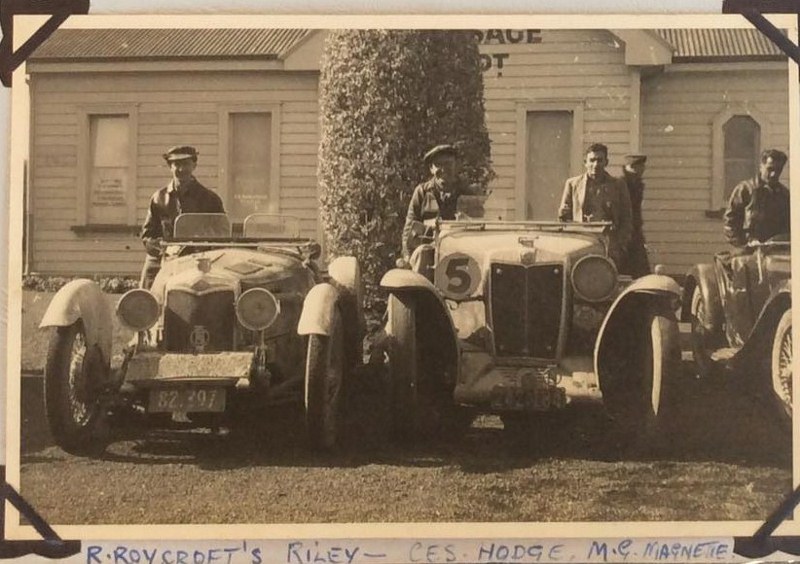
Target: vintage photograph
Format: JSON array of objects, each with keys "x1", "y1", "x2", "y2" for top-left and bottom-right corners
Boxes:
[{"x1": 6, "y1": 15, "x2": 797, "y2": 532}]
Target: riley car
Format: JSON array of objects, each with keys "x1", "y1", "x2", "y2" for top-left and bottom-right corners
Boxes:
[
  {"x1": 380, "y1": 217, "x2": 683, "y2": 443},
  {"x1": 682, "y1": 236, "x2": 791, "y2": 431},
  {"x1": 39, "y1": 213, "x2": 362, "y2": 455}
]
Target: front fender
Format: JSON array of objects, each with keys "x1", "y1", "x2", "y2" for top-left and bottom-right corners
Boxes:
[
  {"x1": 736, "y1": 289, "x2": 791, "y2": 368},
  {"x1": 39, "y1": 279, "x2": 113, "y2": 366},
  {"x1": 297, "y1": 283, "x2": 341, "y2": 336},
  {"x1": 594, "y1": 274, "x2": 681, "y2": 381}
]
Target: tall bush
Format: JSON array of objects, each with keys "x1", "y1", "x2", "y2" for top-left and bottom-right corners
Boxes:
[{"x1": 318, "y1": 30, "x2": 493, "y2": 312}]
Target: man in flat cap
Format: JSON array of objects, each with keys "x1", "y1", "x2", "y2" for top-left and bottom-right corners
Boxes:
[
  {"x1": 139, "y1": 145, "x2": 225, "y2": 288},
  {"x1": 724, "y1": 148, "x2": 790, "y2": 250},
  {"x1": 558, "y1": 143, "x2": 632, "y2": 269},
  {"x1": 402, "y1": 144, "x2": 481, "y2": 259},
  {"x1": 620, "y1": 153, "x2": 650, "y2": 277}
]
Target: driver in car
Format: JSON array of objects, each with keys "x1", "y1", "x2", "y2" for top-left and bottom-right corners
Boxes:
[
  {"x1": 401, "y1": 144, "x2": 481, "y2": 261},
  {"x1": 140, "y1": 145, "x2": 225, "y2": 288},
  {"x1": 723, "y1": 148, "x2": 790, "y2": 251}
]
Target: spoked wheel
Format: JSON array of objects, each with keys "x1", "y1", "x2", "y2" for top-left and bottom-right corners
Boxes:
[
  {"x1": 770, "y1": 309, "x2": 792, "y2": 432},
  {"x1": 689, "y1": 286, "x2": 721, "y2": 380},
  {"x1": 305, "y1": 307, "x2": 346, "y2": 451},
  {"x1": 44, "y1": 321, "x2": 110, "y2": 456}
]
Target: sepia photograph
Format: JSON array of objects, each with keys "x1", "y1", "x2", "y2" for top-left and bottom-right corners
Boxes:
[{"x1": 5, "y1": 13, "x2": 798, "y2": 536}]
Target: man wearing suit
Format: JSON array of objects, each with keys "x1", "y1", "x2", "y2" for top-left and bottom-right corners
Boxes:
[{"x1": 558, "y1": 143, "x2": 633, "y2": 269}]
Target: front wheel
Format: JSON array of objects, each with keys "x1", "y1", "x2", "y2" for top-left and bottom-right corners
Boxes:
[
  {"x1": 44, "y1": 321, "x2": 110, "y2": 456},
  {"x1": 305, "y1": 308, "x2": 346, "y2": 451},
  {"x1": 386, "y1": 293, "x2": 419, "y2": 440},
  {"x1": 689, "y1": 286, "x2": 721, "y2": 379},
  {"x1": 770, "y1": 308, "x2": 792, "y2": 431}
]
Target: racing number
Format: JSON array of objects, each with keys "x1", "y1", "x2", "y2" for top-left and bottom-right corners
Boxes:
[
  {"x1": 445, "y1": 257, "x2": 472, "y2": 294},
  {"x1": 436, "y1": 253, "x2": 480, "y2": 299}
]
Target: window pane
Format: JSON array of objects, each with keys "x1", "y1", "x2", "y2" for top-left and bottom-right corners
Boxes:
[
  {"x1": 723, "y1": 115, "x2": 760, "y2": 201},
  {"x1": 526, "y1": 111, "x2": 572, "y2": 220},
  {"x1": 229, "y1": 112, "x2": 272, "y2": 220},
  {"x1": 88, "y1": 114, "x2": 129, "y2": 224}
]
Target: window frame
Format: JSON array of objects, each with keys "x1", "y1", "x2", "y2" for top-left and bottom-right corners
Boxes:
[
  {"x1": 711, "y1": 105, "x2": 771, "y2": 211},
  {"x1": 218, "y1": 103, "x2": 282, "y2": 218},
  {"x1": 75, "y1": 104, "x2": 139, "y2": 228}
]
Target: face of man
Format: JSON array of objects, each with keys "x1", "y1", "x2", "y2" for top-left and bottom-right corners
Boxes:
[
  {"x1": 584, "y1": 150, "x2": 608, "y2": 179},
  {"x1": 169, "y1": 157, "x2": 197, "y2": 185},
  {"x1": 429, "y1": 154, "x2": 457, "y2": 186},
  {"x1": 759, "y1": 157, "x2": 784, "y2": 187}
]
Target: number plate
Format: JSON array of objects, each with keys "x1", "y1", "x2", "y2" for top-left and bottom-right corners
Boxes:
[{"x1": 148, "y1": 388, "x2": 226, "y2": 413}]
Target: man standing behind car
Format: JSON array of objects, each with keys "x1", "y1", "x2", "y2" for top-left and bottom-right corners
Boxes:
[
  {"x1": 558, "y1": 143, "x2": 632, "y2": 269},
  {"x1": 140, "y1": 145, "x2": 225, "y2": 288},
  {"x1": 723, "y1": 148, "x2": 790, "y2": 251},
  {"x1": 402, "y1": 144, "x2": 480, "y2": 260}
]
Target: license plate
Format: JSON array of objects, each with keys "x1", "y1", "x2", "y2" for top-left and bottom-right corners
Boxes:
[{"x1": 148, "y1": 388, "x2": 226, "y2": 413}]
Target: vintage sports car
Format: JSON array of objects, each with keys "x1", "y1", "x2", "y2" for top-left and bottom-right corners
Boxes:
[
  {"x1": 682, "y1": 237, "x2": 791, "y2": 430},
  {"x1": 39, "y1": 213, "x2": 362, "y2": 455},
  {"x1": 381, "y1": 218, "x2": 683, "y2": 442}
]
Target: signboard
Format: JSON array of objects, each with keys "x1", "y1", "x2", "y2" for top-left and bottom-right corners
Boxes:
[
  {"x1": 88, "y1": 167, "x2": 127, "y2": 224},
  {"x1": 475, "y1": 29, "x2": 543, "y2": 77}
]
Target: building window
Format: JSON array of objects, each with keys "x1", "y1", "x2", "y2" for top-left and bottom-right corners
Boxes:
[
  {"x1": 711, "y1": 106, "x2": 770, "y2": 212},
  {"x1": 220, "y1": 105, "x2": 281, "y2": 222},
  {"x1": 723, "y1": 115, "x2": 760, "y2": 202},
  {"x1": 76, "y1": 105, "x2": 138, "y2": 228}
]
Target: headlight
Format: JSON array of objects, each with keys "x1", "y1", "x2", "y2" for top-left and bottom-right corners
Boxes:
[
  {"x1": 236, "y1": 288, "x2": 280, "y2": 331},
  {"x1": 116, "y1": 289, "x2": 160, "y2": 331},
  {"x1": 571, "y1": 255, "x2": 617, "y2": 303}
]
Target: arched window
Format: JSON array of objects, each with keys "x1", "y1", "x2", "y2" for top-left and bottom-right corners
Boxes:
[{"x1": 723, "y1": 115, "x2": 760, "y2": 202}]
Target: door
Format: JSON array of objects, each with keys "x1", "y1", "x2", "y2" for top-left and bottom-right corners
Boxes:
[{"x1": 525, "y1": 111, "x2": 573, "y2": 220}]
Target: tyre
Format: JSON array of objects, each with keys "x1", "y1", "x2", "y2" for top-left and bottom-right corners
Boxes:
[
  {"x1": 689, "y1": 286, "x2": 721, "y2": 379},
  {"x1": 605, "y1": 304, "x2": 681, "y2": 444},
  {"x1": 305, "y1": 307, "x2": 346, "y2": 451},
  {"x1": 386, "y1": 293, "x2": 419, "y2": 440},
  {"x1": 44, "y1": 321, "x2": 110, "y2": 456},
  {"x1": 769, "y1": 308, "x2": 792, "y2": 431}
]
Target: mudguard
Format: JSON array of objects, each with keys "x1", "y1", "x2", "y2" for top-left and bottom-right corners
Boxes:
[
  {"x1": 681, "y1": 263, "x2": 723, "y2": 330},
  {"x1": 736, "y1": 285, "x2": 791, "y2": 364},
  {"x1": 380, "y1": 268, "x2": 461, "y2": 372},
  {"x1": 39, "y1": 279, "x2": 113, "y2": 366},
  {"x1": 594, "y1": 274, "x2": 681, "y2": 380},
  {"x1": 297, "y1": 282, "x2": 341, "y2": 336}
]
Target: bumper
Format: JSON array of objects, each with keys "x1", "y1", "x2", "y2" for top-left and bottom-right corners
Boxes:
[
  {"x1": 453, "y1": 351, "x2": 603, "y2": 411},
  {"x1": 122, "y1": 351, "x2": 254, "y2": 387}
]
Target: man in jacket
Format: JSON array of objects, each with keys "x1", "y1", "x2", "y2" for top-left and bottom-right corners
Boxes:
[
  {"x1": 723, "y1": 148, "x2": 790, "y2": 250},
  {"x1": 140, "y1": 145, "x2": 225, "y2": 288},
  {"x1": 558, "y1": 143, "x2": 633, "y2": 268},
  {"x1": 402, "y1": 144, "x2": 481, "y2": 259},
  {"x1": 620, "y1": 153, "x2": 650, "y2": 277}
]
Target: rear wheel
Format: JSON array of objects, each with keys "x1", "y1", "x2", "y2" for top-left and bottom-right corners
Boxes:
[
  {"x1": 689, "y1": 286, "x2": 720, "y2": 379},
  {"x1": 305, "y1": 308, "x2": 346, "y2": 451},
  {"x1": 770, "y1": 308, "x2": 792, "y2": 431},
  {"x1": 44, "y1": 321, "x2": 110, "y2": 456}
]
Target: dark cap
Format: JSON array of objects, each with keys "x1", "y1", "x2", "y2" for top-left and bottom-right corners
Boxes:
[
  {"x1": 423, "y1": 144, "x2": 457, "y2": 165},
  {"x1": 163, "y1": 145, "x2": 199, "y2": 162},
  {"x1": 624, "y1": 154, "x2": 647, "y2": 166}
]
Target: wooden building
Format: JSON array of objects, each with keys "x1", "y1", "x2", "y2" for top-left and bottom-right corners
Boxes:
[{"x1": 25, "y1": 27, "x2": 789, "y2": 276}]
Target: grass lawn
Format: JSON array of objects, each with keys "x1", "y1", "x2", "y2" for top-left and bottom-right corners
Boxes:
[{"x1": 20, "y1": 290, "x2": 134, "y2": 373}]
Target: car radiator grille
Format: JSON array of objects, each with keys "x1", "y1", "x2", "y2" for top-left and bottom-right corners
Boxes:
[
  {"x1": 164, "y1": 290, "x2": 235, "y2": 352},
  {"x1": 490, "y1": 263, "x2": 563, "y2": 359}
]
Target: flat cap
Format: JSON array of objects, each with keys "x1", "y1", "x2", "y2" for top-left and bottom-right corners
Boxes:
[
  {"x1": 424, "y1": 144, "x2": 457, "y2": 165},
  {"x1": 163, "y1": 145, "x2": 199, "y2": 162},
  {"x1": 624, "y1": 154, "x2": 647, "y2": 166}
]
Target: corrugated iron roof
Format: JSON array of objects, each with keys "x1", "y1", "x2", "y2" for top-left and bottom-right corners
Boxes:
[
  {"x1": 655, "y1": 28, "x2": 785, "y2": 60},
  {"x1": 30, "y1": 28, "x2": 314, "y2": 60}
]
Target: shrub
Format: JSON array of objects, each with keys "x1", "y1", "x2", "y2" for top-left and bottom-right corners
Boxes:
[
  {"x1": 22, "y1": 274, "x2": 139, "y2": 294},
  {"x1": 318, "y1": 30, "x2": 494, "y2": 313}
]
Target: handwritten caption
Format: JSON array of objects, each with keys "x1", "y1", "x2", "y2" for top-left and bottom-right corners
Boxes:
[{"x1": 85, "y1": 538, "x2": 733, "y2": 564}]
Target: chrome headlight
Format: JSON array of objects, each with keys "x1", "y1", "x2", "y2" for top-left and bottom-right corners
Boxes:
[
  {"x1": 116, "y1": 289, "x2": 160, "y2": 331},
  {"x1": 235, "y1": 288, "x2": 280, "y2": 331},
  {"x1": 571, "y1": 255, "x2": 617, "y2": 303}
]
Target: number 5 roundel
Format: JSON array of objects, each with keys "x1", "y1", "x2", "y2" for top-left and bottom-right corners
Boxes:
[{"x1": 435, "y1": 253, "x2": 481, "y2": 299}]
